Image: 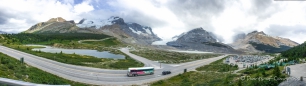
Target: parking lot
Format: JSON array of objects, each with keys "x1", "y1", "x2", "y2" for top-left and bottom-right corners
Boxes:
[{"x1": 225, "y1": 55, "x2": 273, "y2": 68}]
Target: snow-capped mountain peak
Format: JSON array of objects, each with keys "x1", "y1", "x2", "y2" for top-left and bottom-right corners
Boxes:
[{"x1": 75, "y1": 16, "x2": 161, "y2": 45}]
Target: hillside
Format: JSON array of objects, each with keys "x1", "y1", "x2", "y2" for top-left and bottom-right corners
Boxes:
[
  {"x1": 281, "y1": 41, "x2": 306, "y2": 58},
  {"x1": 231, "y1": 31, "x2": 299, "y2": 53},
  {"x1": 0, "y1": 52, "x2": 87, "y2": 85}
]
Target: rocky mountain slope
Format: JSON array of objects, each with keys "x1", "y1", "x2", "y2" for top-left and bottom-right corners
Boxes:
[
  {"x1": 167, "y1": 27, "x2": 240, "y2": 54},
  {"x1": 231, "y1": 31, "x2": 299, "y2": 53},
  {"x1": 24, "y1": 17, "x2": 94, "y2": 33},
  {"x1": 77, "y1": 16, "x2": 161, "y2": 45},
  {"x1": 24, "y1": 16, "x2": 161, "y2": 45}
]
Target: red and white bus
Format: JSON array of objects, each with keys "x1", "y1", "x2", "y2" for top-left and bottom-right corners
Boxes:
[{"x1": 127, "y1": 67, "x2": 154, "y2": 77}]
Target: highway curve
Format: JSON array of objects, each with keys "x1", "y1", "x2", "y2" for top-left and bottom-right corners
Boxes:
[{"x1": 0, "y1": 46, "x2": 227, "y2": 85}]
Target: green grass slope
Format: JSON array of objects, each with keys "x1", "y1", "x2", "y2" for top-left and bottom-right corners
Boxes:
[{"x1": 0, "y1": 52, "x2": 87, "y2": 85}]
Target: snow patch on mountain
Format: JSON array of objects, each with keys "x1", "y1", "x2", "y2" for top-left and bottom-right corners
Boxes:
[
  {"x1": 144, "y1": 27, "x2": 152, "y2": 34},
  {"x1": 129, "y1": 27, "x2": 142, "y2": 35},
  {"x1": 77, "y1": 16, "x2": 120, "y2": 29},
  {"x1": 77, "y1": 19, "x2": 112, "y2": 28}
]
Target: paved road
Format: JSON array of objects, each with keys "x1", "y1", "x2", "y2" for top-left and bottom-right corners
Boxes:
[
  {"x1": 279, "y1": 63, "x2": 306, "y2": 86},
  {"x1": 0, "y1": 46, "x2": 227, "y2": 85},
  {"x1": 287, "y1": 63, "x2": 306, "y2": 80}
]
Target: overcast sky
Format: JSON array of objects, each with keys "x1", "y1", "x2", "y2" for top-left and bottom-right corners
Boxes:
[{"x1": 0, "y1": 0, "x2": 306, "y2": 44}]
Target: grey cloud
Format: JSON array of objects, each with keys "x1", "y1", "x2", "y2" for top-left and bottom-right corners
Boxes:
[
  {"x1": 99, "y1": 0, "x2": 228, "y2": 32},
  {"x1": 167, "y1": 0, "x2": 226, "y2": 16},
  {"x1": 253, "y1": 0, "x2": 272, "y2": 11},
  {"x1": 0, "y1": 17, "x2": 7, "y2": 24},
  {"x1": 249, "y1": 0, "x2": 280, "y2": 20},
  {"x1": 166, "y1": 0, "x2": 226, "y2": 30},
  {"x1": 0, "y1": 11, "x2": 10, "y2": 24},
  {"x1": 79, "y1": 8, "x2": 168, "y2": 27},
  {"x1": 121, "y1": 10, "x2": 168, "y2": 27},
  {"x1": 265, "y1": 25, "x2": 306, "y2": 37},
  {"x1": 81, "y1": 0, "x2": 168, "y2": 27},
  {"x1": 79, "y1": 9, "x2": 115, "y2": 20},
  {"x1": 0, "y1": 8, "x2": 37, "y2": 32}
]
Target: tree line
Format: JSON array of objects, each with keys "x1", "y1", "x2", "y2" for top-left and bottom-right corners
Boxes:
[
  {"x1": 1, "y1": 33, "x2": 110, "y2": 44},
  {"x1": 281, "y1": 42, "x2": 306, "y2": 61}
]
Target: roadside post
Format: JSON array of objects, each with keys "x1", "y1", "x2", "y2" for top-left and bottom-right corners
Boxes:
[
  {"x1": 20, "y1": 57, "x2": 24, "y2": 63},
  {"x1": 159, "y1": 61, "x2": 161, "y2": 68},
  {"x1": 286, "y1": 67, "x2": 291, "y2": 76}
]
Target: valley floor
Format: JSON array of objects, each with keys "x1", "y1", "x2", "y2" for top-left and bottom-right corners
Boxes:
[
  {"x1": 0, "y1": 45, "x2": 227, "y2": 85},
  {"x1": 130, "y1": 48, "x2": 223, "y2": 64}
]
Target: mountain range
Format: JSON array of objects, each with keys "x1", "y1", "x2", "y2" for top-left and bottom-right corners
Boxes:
[
  {"x1": 78, "y1": 16, "x2": 161, "y2": 45},
  {"x1": 24, "y1": 16, "x2": 161, "y2": 45},
  {"x1": 166, "y1": 28, "x2": 299, "y2": 54},
  {"x1": 23, "y1": 16, "x2": 299, "y2": 54}
]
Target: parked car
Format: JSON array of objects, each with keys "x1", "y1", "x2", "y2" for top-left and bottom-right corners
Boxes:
[{"x1": 162, "y1": 71, "x2": 171, "y2": 75}]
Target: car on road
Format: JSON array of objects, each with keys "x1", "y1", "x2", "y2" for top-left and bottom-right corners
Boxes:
[{"x1": 162, "y1": 71, "x2": 171, "y2": 75}]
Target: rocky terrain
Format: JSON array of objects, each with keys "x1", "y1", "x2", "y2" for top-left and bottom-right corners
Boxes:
[
  {"x1": 24, "y1": 16, "x2": 161, "y2": 45},
  {"x1": 231, "y1": 31, "x2": 299, "y2": 53},
  {"x1": 167, "y1": 27, "x2": 241, "y2": 54}
]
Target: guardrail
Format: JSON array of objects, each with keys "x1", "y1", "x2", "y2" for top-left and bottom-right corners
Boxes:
[{"x1": 0, "y1": 78, "x2": 70, "y2": 86}]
